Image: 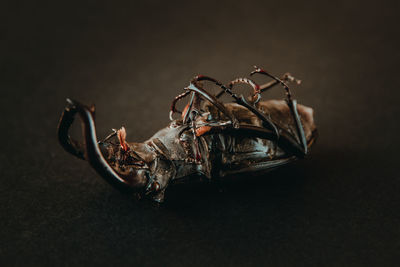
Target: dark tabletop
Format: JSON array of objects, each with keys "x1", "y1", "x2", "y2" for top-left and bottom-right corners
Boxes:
[{"x1": 1, "y1": 0, "x2": 400, "y2": 266}]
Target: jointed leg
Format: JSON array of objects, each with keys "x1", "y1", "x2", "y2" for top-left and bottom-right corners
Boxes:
[
  {"x1": 250, "y1": 66, "x2": 307, "y2": 156},
  {"x1": 169, "y1": 90, "x2": 191, "y2": 121},
  {"x1": 191, "y1": 75, "x2": 279, "y2": 138},
  {"x1": 185, "y1": 82, "x2": 239, "y2": 127},
  {"x1": 259, "y1": 73, "x2": 301, "y2": 93},
  {"x1": 216, "y1": 77, "x2": 261, "y2": 102}
]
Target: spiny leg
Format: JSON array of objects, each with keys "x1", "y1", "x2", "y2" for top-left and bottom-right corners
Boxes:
[
  {"x1": 259, "y1": 73, "x2": 301, "y2": 93},
  {"x1": 192, "y1": 75, "x2": 279, "y2": 138},
  {"x1": 184, "y1": 81, "x2": 239, "y2": 127},
  {"x1": 227, "y1": 77, "x2": 261, "y2": 103},
  {"x1": 216, "y1": 77, "x2": 261, "y2": 104},
  {"x1": 169, "y1": 90, "x2": 191, "y2": 121},
  {"x1": 172, "y1": 80, "x2": 239, "y2": 163},
  {"x1": 250, "y1": 66, "x2": 308, "y2": 156}
]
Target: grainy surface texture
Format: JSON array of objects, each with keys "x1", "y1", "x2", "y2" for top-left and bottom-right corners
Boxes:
[{"x1": 1, "y1": 0, "x2": 400, "y2": 266}]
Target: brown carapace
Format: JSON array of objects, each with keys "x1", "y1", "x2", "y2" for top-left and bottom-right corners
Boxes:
[{"x1": 57, "y1": 66, "x2": 317, "y2": 202}]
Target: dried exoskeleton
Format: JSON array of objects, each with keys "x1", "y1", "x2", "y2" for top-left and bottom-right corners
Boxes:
[{"x1": 57, "y1": 66, "x2": 317, "y2": 202}]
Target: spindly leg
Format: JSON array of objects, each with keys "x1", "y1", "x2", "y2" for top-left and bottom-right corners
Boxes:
[
  {"x1": 215, "y1": 77, "x2": 260, "y2": 102},
  {"x1": 250, "y1": 66, "x2": 308, "y2": 155},
  {"x1": 184, "y1": 82, "x2": 239, "y2": 127},
  {"x1": 191, "y1": 75, "x2": 279, "y2": 138},
  {"x1": 259, "y1": 73, "x2": 301, "y2": 93},
  {"x1": 169, "y1": 90, "x2": 191, "y2": 120},
  {"x1": 214, "y1": 77, "x2": 262, "y2": 105}
]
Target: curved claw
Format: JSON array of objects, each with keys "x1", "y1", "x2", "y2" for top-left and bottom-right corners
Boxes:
[{"x1": 57, "y1": 99, "x2": 136, "y2": 193}]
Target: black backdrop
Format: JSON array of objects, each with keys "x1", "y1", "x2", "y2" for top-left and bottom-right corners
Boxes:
[{"x1": 1, "y1": 0, "x2": 400, "y2": 266}]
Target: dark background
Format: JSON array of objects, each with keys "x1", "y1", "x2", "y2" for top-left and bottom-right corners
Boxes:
[{"x1": 1, "y1": 0, "x2": 400, "y2": 266}]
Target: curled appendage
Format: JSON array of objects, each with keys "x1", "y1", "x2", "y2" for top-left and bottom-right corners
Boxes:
[
  {"x1": 250, "y1": 65, "x2": 293, "y2": 101},
  {"x1": 57, "y1": 99, "x2": 136, "y2": 193},
  {"x1": 170, "y1": 90, "x2": 191, "y2": 120},
  {"x1": 225, "y1": 77, "x2": 261, "y2": 103}
]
